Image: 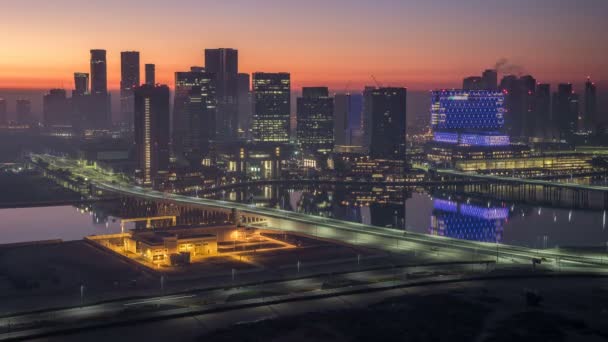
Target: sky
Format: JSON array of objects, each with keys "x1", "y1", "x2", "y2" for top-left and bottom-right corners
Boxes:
[{"x1": 0, "y1": 0, "x2": 607, "y2": 91}]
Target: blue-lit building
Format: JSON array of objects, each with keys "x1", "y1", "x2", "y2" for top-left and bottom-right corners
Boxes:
[
  {"x1": 429, "y1": 198, "x2": 506, "y2": 243},
  {"x1": 426, "y1": 90, "x2": 530, "y2": 167}
]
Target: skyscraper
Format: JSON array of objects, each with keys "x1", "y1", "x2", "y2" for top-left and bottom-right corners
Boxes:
[
  {"x1": 361, "y1": 86, "x2": 376, "y2": 150},
  {"x1": 120, "y1": 51, "x2": 140, "y2": 126},
  {"x1": 73, "y1": 72, "x2": 89, "y2": 96},
  {"x1": 370, "y1": 88, "x2": 407, "y2": 160},
  {"x1": 500, "y1": 75, "x2": 536, "y2": 138},
  {"x1": 482, "y1": 69, "x2": 498, "y2": 90},
  {"x1": 145, "y1": 64, "x2": 156, "y2": 85},
  {"x1": 16, "y1": 99, "x2": 32, "y2": 125},
  {"x1": 173, "y1": 68, "x2": 217, "y2": 154},
  {"x1": 297, "y1": 87, "x2": 334, "y2": 155},
  {"x1": 0, "y1": 98, "x2": 7, "y2": 126},
  {"x1": 236, "y1": 73, "x2": 251, "y2": 138},
  {"x1": 90, "y1": 49, "x2": 108, "y2": 95},
  {"x1": 252, "y1": 72, "x2": 291, "y2": 142},
  {"x1": 182, "y1": 78, "x2": 216, "y2": 167},
  {"x1": 553, "y1": 83, "x2": 578, "y2": 138},
  {"x1": 134, "y1": 84, "x2": 171, "y2": 186},
  {"x1": 585, "y1": 77, "x2": 598, "y2": 129},
  {"x1": 205, "y1": 48, "x2": 238, "y2": 139},
  {"x1": 43, "y1": 89, "x2": 70, "y2": 127},
  {"x1": 535, "y1": 84, "x2": 552, "y2": 138},
  {"x1": 89, "y1": 49, "x2": 110, "y2": 128},
  {"x1": 334, "y1": 93, "x2": 351, "y2": 146}
]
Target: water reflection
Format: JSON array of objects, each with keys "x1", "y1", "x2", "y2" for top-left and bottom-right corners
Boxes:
[{"x1": 429, "y1": 198, "x2": 506, "y2": 243}]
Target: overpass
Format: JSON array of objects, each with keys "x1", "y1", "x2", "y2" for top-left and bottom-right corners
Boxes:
[{"x1": 31, "y1": 154, "x2": 608, "y2": 269}]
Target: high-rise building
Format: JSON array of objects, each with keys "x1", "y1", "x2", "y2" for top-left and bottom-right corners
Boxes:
[
  {"x1": 369, "y1": 88, "x2": 407, "y2": 160},
  {"x1": 585, "y1": 77, "x2": 598, "y2": 129},
  {"x1": 535, "y1": 84, "x2": 552, "y2": 138},
  {"x1": 145, "y1": 64, "x2": 155, "y2": 85},
  {"x1": 296, "y1": 87, "x2": 334, "y2": 155},
  {"x1": 334, "y1": 93, "x2": 351, "y2": 146},
  {"x1": 173, "y1": 68, "x2": 217, "y2": 154},
  {"x1": 553, "y1": 83, "x2": 578, "y2": 137},
  {"x1": 205, "y1": 48, "x2": 239, "y2": 140},
  {"x1": 73, "y1": 72, "x2": 89, "y2": 96},
  {"x1": 463, "y1": 76, "x2": 484, "y2": 90},
  {"x1": 90, "y1": 49, "x2": 108, "y2": 95},
  {"x1": 90, "y1": 49, "x2": 110, "y2": 128},
  {"x1": 43, "y1": 89, "x2": 70, "y2": 127},
  {"x1": 182, "y1": 77, "x2": 216, "y2": 167},
  {"x1": 0, "y1": 98, "x2": 7, "y2": 126},
  {"x1": 361, "y1": 86, "x2": 376, "y2": 150},
  {"x1": 16, "y1": 99, "x2": 32, "y2": 125},
  {"x1": 134, "y1": 84, "x2": 171, "y2": 186},
  {"x1": 252, "y1": 72, "x2": 291, "y2": 142},
  {"x1": 120, "y1": 51, "x2": 140, "y2": 126},
  {"x1": 482, "y1": 69, "x2": 498, "y2": 90},
  {"x1": 236, "y1": 73, "x2": 251, "y2": 138},
  {"x1": 500, "y1": 75, "x2": 536, "y2": 138}
]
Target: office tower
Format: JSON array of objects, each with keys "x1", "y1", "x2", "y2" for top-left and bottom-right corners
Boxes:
[
  {"x1": 205, "y1": 48, "x2": 238, "y2": 139},
  {"x1": 296, "y1": 87, "x2": 334, "y2": 155},
  {"x1": 183, "y1": 85, "x2": 216, "y2": 167},
  {"x1": 361, "y1": 86, "x2": 376, "y2": 150},
  {"x1": 236, "y1": 73, "x2": 251, "y2": 137},
  {"x1": 369, "y1": 88, "x2": 407, "y2": 159},
  {"x1": 334, "y1": 93, "x2": 351, "y2": 146},
  {"x1": 90, "y1": 49, "x2": 107, "y2": 95},
  {"x1": 89, "y1": 49, "x2": 110, "y2": 129},
  {"x1": 173, "y1": 68, "x2": 216, "y2": 154},
  {"x1": 120, "y1": 51, "x2": 140, "y2": 126},
  {"x1": 463, "y1": 76, "x2": 484, "y2": 90},
  {"x1": 145, "y1": 64, "x2": 155, "y2": 85},
  {"x1": 500, "y1": 75, "x2": 537, "y2": 137},
  {"x1": 73, "y1": 73, "x2": 89, "y2": 96},
  {"x1": 482, "y1": 69, "x2": 498, "y2": 90},
  {"x1": 16, "y1": 99, "x2": 32, "y2": 125},
  {"x1": 43, "y1": 89, "x2": 70, "y2": 127},
  {"x1": 134, "y1": 84, "x2": 171, "y2": 186},
  {"x1": 535, "y1": 84, "x2": 552, "y2": 138},
  {"x1": 585, "y1": 77, "x2": 598, "y2": 129},
  {"x1": 430, "y1": 90, "x2": 508, "y2": 145},
  {"x1": 553, "y1": 84, "x2": 578, "y2": 137},
  {"x1": 0, "y1": 98, "x2": 6, "y2": 126},
  {"x1": 252, "y1": 72, "x2": 291, "y2": 142}
]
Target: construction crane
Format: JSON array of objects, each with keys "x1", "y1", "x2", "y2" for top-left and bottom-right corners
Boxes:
[{"x1": 370, "y1": 75, "x2": 382, "y2": 88}]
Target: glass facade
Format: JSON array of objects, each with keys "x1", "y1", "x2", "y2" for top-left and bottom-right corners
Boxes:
[{"x1": 252, "y1": 73, "x2": 291, "y2": 143}]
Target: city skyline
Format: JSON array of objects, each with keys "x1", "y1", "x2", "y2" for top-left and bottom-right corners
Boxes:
[{"x1": 0, "y1": 0, "x2": 606, "y2": 90}]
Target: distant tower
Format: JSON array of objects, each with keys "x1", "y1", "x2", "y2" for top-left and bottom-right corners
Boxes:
[
  {"x1": 145, "y1": 64, "x2": 156, "y2": 85},
  {"x1": 0, "y1": 98, "x2": 7, "y2": 126},
  {"x1": 535, "y1": 84, "x2": 552, "y2": 138},
  {"x1": 334, "y1": 93, "x2": 351, "y2": 146},
  {"x1": 73, "y1": 73, "x2": 89, "y2": 96},
  {"x1": 43, "y1": 89, "x2": 70, "y2": 127},
  {"x1": 121, "y1": 51, "x2": 140, "y2": 126},
  {"x1": 134, "y1": 84, "x2": 171, "y2": 186},
  {"x1": 482, "y1": 69, "x2": 498, "y2": 90},
  {"x1": 90, "y1": 49, "x2": 107, "y2": 95},
  {"x1": 205, "y1": 48, "x2": 238, "y2": 139},
  {"x1": 370, "y1": 87, "x2": 407, "y2": 160},
  {"x1": 463, "y1": 76, "x2": 483, "y2": 90},
  {"x1": 553, "y1": 83, "x2": 578, "y2": 138},
  {"x1": 236, "y1": 73, "x2": 251, "y2": 138},
  {"x1": 16, "y1": 99, "x2": 32, "y2": 125},
  {"x1": 252, "y1": 72, "x2": 291, "y2": 142},
  {"x1": 585, "y1": 77, "x2": 598, "y2": 129}
]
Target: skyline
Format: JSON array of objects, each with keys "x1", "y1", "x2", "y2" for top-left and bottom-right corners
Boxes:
[{"x1": 1, "y1": 0, "x2": 607, "y2": 91}]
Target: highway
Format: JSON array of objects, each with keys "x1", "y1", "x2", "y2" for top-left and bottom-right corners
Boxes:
[{"x1": 32, "y1": 154, "x2": 608, "y2": 269}]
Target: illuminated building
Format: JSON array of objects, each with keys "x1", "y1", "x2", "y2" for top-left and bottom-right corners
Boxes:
[
  {"x1": 73, "y1": 72, "x2": 89, "y2": 96},
  {"x1": 120, "y1": 51, "x2": 140, "y2": 126},
  {"x1": 296, "y1": 87, "x2": 334, "y2": 155},
  {"x1": 205, "y1": 48, "x2": 239, "y2": 140},
  {"x1": 125, "y1": 229, "x2": 219, "y2": 265},
  {"x1": 16, "y1": 99, "x2": 32, "y2": 125},
  {"x1": 429, "y1": 198, "x2": 506, "y2": 243},
  {"x1": 145, "y1": 63, "x2": 155, "y2": 85},
  {"x1": 183, "y1": 81, "x2": 217, "y2": 168},
  {"x1": 212, "y1": 141, "x2": 294, "y2": 180},
  {"x1": 43, "y1": 89, "x2": 70, "y2": 127},
  {"x1": 252, "y1": 72, "x2": 291, "y2": 143},
  {"x1": 0, "y1": 98, "x2": 6, "y2": 126},
  {"x1": 370, "y1": 87, "x2": 407, "y2": 160},
  {"x1": 134, "y1": 84, "x2": 170, "y2": 186},
  {"x1": 585, "y1": 77, "x2": 598, "y2": 129},
  {"x1": 173, "y1": 68, "x2": 217, "y2": 154}
]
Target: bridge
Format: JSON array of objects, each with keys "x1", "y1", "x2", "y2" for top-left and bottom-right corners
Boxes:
[{"x1": 30, "y1": 154, "x2": 608, "y2": 269}]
